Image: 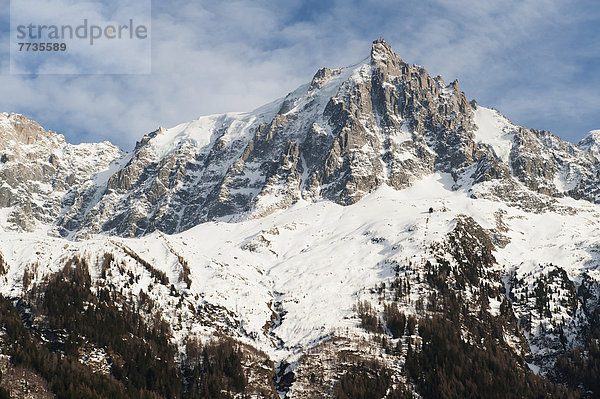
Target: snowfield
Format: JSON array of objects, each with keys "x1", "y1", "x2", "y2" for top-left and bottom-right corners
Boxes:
[{"x1": 2, "y1": 171, "x2": 600, "y2": 370}]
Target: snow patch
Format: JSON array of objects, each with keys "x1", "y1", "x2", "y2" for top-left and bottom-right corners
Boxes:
[{"x1": 473, "y1": 106, "x2": 516, "y2": 163}]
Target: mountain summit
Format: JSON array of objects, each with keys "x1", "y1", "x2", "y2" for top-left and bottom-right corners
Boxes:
[{"x1": 579, "y1": 129, "x2": 600, "y2": 159}]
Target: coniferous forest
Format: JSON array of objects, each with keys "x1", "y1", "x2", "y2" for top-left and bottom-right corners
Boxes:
[
  {"x1": 0, "y1": 247, "x2": 596, "y2": 398},
  {"x1": 0, "y1": 257, "x2": 251, "y2": 399}
]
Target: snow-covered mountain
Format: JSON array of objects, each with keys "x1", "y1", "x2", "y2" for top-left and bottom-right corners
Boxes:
[
  {"x1": 0, "y1": 39, "x2": 599, "y2": 398},
  {"x1": 2, "y1": 39, "x2": 599, "y2": 240}
]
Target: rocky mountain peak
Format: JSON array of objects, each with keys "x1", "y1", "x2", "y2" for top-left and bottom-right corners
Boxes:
[
  {"x1": 370, "y1": 37, "x2": 404, "y2": 74},
  {"x1": 0, "y1": 113, "x2": 123, "y2": 233},
  {"x1": 0, "y1": 112, "x2": 62, "y2": 149},
  {"x1": 370, "y1": 38, "x2": 395, "y2": 61},
  {"x1": 578, "y1": 129, "x2": 600, "y2": 158},
  {"x1": 308, "y1": 67, "x2": 333, "y2": 91}
]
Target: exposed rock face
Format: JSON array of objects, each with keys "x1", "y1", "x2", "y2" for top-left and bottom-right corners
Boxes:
[
  {"x1": 0, "y1": 113, "x2": 123, "y2": 233},
  {"x1": 0, "y1": 40, "x2": 599, "y2": 238}
]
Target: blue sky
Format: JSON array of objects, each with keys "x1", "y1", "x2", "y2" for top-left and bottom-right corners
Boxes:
[{"x1": 0, "y1": 0, "x2": 599, "y2": 149}]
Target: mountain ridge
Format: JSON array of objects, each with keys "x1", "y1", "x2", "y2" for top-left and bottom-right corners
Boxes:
[{"x1": 1, "y1": 39, "x2": 599, "y2": 240}]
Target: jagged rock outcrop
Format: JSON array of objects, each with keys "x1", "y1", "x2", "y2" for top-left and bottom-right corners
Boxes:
[{"x1": 0, "y1": 113, "x2": 123, "y2": 233}]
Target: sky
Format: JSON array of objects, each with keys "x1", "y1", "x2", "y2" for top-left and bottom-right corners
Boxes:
[{"x1": 0, "y1": 0, "x2": 599, "y2": 150}]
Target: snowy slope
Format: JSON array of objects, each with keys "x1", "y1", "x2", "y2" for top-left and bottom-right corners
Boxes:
[
  {"x1": 473, "y1": 106, "x2": 516, "y2": 163},
  {"x1": 148, "y1": 106, "x2": 280, "y2": 161},
  {"x1": 2, "y1": 172, "x2": 600, "y2": 373}
]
